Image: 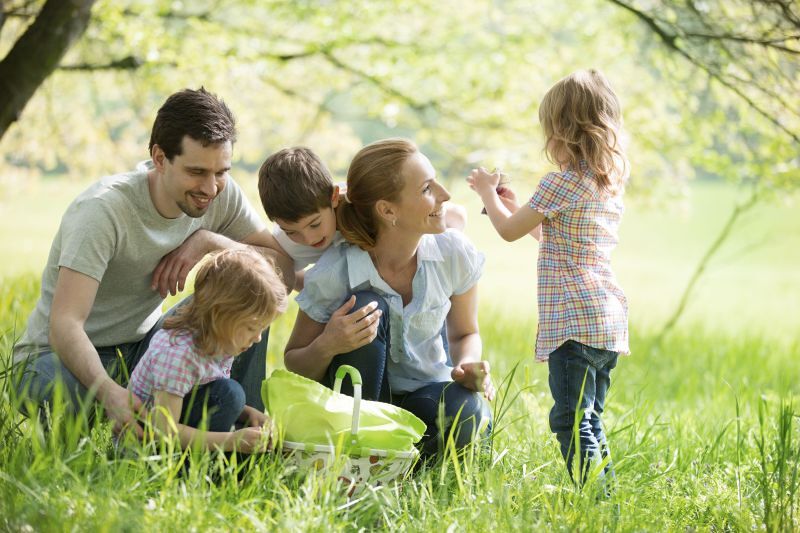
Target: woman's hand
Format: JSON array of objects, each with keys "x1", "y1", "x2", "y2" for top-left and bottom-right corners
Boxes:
[
  {"x1": 317, "y1": 296, "x2": 383, "y2": 356},
  {"x1": 451, "y1": 361, "x2": 495, "y2": 401}
]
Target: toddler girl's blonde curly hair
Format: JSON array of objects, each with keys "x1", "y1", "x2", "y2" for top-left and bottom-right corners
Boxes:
[{"x1": 539, "y1": 69, "x2": 629, "y2": 195}]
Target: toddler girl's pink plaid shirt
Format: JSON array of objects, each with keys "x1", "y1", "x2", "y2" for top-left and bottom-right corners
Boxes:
[
  {"x1": 128, "y1": 328, "x2": 234, "y2": 404},
  {"x1": 528, "y1": 161, "x2": 629, "y2": 361}
]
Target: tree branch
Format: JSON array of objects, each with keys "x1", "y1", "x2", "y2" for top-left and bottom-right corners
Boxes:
[
  {"x1": 682, "y1": 31, "x2": 800, "y2": 54},
  {"x1": 607, "y1": 0, "x2": 800, "y2": 144},
  {"x1": 0, "y1": 0, "x2": 96, "y2": 139},
  {"x1": 658, "y1": 186, "x2": 762, "y2": 339},
  {"x1": 59, "y1": 55, "x2": 142, "y2": 71}
]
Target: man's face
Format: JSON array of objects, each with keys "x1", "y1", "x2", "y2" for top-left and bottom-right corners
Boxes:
[
  {"x1": 275, "y1": 206, "x2": 338, "y2": 250},
  {"x1": 154, "y1": 136, "x2": 232, "y2": 218}
]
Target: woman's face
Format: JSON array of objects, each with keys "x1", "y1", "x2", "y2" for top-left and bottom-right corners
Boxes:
[{"x1": 392, "y1": 152, "x2": 451, "y2": 235}]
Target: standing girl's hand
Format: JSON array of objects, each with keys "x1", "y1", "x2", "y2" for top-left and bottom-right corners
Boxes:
[
  {"x1": 497, "y1": 185, "x2": 520, "y2": 213},
  {"x1": 467, "y1": 167, "x2": 501, "y2": 196},
  {"x1": 452, "y1": 361, "x2": 495, "y2": 401}
]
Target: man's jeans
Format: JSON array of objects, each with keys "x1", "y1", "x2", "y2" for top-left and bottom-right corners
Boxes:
[
  {"x1": 547, "y1": 340, "x2": 619, "y2": 485},
  {"x1": 13, "y1": 297, "x2": 269, "y2": 423},
  {"x1": 324, "y1": 290, "x2": 492, "y2": 458}
]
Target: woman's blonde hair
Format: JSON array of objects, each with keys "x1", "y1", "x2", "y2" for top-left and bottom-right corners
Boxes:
[
  {"x1": 337, "y1": 138, "x2": 418, "y2": 250},
  {"x1": 163, "y1": 248, "x2": 288, "y2": 355},
  {"x1": 539, "y1": 69, "x2": 629, "y2": 195}
]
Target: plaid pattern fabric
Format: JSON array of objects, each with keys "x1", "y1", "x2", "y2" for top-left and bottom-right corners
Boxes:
[
  {"x1": 128, "y1": 328, "x2": 234, "y2": 404},
  {"x1": 528, "y1": 161, "x2": 629, "y2": 361}
]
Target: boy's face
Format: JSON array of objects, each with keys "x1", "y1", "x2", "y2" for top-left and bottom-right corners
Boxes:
[{"x1": 276, "y1": 205, "x2": 338, "y2": 249}]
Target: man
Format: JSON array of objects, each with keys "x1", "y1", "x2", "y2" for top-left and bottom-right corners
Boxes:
[{"x1": 13, "y1": 87, "x2": 293, "y2": 436}]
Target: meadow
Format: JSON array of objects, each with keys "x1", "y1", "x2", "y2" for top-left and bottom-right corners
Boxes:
[{"x1": 1, "y1": 176, "x2": 798, "y2": 531}]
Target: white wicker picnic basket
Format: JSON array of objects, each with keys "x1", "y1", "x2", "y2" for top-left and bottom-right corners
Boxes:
[{"x1": 277, "y1": 365, "x2": 420, "y2": 497}]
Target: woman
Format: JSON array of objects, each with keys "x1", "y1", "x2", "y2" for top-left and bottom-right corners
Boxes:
[{"x1": 284, "y1": 138, "x2": 493, "y2": 457}]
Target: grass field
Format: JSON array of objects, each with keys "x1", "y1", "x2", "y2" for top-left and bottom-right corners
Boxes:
[{"x1": 1, "y1": 176, "x2": 798, "y2": 531}]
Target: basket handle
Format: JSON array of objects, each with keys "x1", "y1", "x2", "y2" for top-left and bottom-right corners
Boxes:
[{"x1": 333, "y1": 365, "x2": 362, "y2": 444}]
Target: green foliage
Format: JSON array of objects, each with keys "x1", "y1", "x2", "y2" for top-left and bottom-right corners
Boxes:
[{"x1": 1, "y1": 0, "x2": 795, "y2": 201}]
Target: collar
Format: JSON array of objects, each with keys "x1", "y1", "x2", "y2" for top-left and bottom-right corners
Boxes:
[{"x1": 346, "y1": 234, "x2": 444, "y2": 289}]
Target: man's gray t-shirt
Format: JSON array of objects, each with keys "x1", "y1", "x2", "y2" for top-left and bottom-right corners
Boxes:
[{"x1": 14, "y1": 162, "x2": 264, "y2": 362}]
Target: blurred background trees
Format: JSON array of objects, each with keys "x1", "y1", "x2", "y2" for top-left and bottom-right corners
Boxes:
[
  {"x1": 0, "y1": 0, "x2": 797, "y2": 330},
  {"x1": 1, "y1": 0, "x2": 795, "y2": 190}
]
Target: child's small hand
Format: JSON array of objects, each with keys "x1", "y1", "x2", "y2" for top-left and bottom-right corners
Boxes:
[
  {"x1": 451, "y1": 361, "x2": 495, "y2": 402},
  {"x1": 231, "y1": 427, "x2": 271, "y2": 454},
  {"x1": 241, "y1": 406, "x2": 269, "y2": 428},
  {"x1": 497, "y1": 185, "x2": 520, "y2": 212},
  {"x1": 466, "y1": 167, "x2": 501, "y2": 197}
]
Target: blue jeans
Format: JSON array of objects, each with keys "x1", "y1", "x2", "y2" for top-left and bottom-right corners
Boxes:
[
  {"x1": 180, "y1": 378, "x2": 246, "y2": 431},
  {"x1": 14, "y1": 296, "x2": 269, "y2": 421},
  {"x1": 324, "y1": 291, "x2": 492, "y2": 458},
  {"x1": 548, "y1": 340, "x2": 618, "y2": 484}
]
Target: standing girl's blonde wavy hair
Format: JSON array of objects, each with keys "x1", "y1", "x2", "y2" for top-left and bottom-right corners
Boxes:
[
  {"x1": 337, "y1": 138, "x2": 418, "y2": 250},
  {"x1": 163, "y1": 248, "x2": 288, "y2": 355},
  {"x1": 539, "y1": 69, "x2": 629, "y2": 195}
]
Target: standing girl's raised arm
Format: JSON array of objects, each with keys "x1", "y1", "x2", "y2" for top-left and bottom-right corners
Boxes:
[{"x1": 468, "y1": 167, "x2": 546, "y2": 242}]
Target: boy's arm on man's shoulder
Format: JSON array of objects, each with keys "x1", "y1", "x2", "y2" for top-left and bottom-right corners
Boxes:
[
  {"x1": 151, "y1": 228, "x2": 296, "y2": 296},
  {"x1": 241, "y1": 228, "x2": 296, "y2": 291}
]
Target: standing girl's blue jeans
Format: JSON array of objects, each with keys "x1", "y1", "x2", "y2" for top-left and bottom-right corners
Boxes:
[
  {"x1": 324, "y1": 291, "x2": 492, "y2": 458},
  {"x1": 548, "y1": 340, "x2": 618, "y2": 485}
]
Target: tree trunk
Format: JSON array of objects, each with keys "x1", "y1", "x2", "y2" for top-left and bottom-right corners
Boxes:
[{"x1": 0, "y1": 0, "x2": 96, "y2": 140}]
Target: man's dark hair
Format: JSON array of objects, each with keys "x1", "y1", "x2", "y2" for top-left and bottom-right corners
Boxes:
[
  {"x1": 258, "y1": 147, "x2": 335, "y2": 222},
  {"x1": 149, "y1": 87, "x2": 236, "y2": 160}
]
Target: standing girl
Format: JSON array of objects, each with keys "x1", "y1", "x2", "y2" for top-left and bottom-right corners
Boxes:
[
  {"x1": 128, "y1": 248, "x2": 287, "y2": 453},
  {"x1": 468, "y1": 69, "x2": 629, "y2": 483}
]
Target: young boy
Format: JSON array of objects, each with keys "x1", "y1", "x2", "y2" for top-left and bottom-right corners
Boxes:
[{"x1": 258, "y1": 147, "x2": 467, "y2": 291}]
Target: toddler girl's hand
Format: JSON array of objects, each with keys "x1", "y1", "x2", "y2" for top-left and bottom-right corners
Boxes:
[
  {"x1": 467, "y1": 167, "x2": 501, "y2": 196},
  {"x1": 451, "y1": 361, "x2": 495, "y2": 401},
  {"x1": 230, "y1": 427, "x2": 270, "y2": 454},
  {"x1": 241, "y1": 405, "x2": 269, "y2": 428}
]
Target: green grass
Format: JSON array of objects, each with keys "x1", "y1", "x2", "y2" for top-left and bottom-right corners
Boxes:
[
  {"x1": 2, "y1": 277, "x2": 800, "y2": 530},
  {"x1": 1, "y1": 178, "x2": 799, "y2": 530}
]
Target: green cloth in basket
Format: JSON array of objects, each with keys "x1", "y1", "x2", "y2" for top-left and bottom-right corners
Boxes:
[{"x1": 262, "y1": 369, "x2": 426, "y2": 452}]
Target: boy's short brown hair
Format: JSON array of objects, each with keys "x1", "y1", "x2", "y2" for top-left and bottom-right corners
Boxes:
[{"x1": 258, "y1": 147, "x2": 335, "y2": 222}]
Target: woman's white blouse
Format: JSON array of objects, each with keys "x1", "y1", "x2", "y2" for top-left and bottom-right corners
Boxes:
[{"x1": 296, "y1": 229, "x2": 484, "y2": 393}]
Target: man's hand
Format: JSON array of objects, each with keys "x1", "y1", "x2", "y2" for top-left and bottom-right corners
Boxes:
[
  {"x1": 101, "y1": 383, "x2": 147, "y2": 438},
  {"x1": 151, "y1": 230, "x2": 216, "y2": 297},
  {"x1": 451, "y1": 361, "x2": 495, "y2": 401},
  {"x1": 317, "y1": 296, "x2": 382, "y2": 356}
]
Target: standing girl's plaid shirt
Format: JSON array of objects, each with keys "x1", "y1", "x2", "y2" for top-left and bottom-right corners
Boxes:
[{"x1": 529, "y1": 160, "x2": 629, "y2": 361}]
